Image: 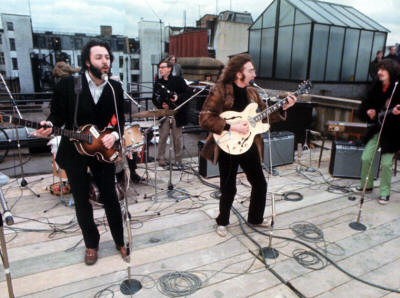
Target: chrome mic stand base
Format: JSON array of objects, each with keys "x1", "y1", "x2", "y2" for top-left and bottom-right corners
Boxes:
[
  {"x1": 349, "y1": 221, "x2": 367, "y2": 231},
  {"x1": 120, "y1": 279, "x2": 142, "y2": 295},
  {"x1": 259, "y1": 246, "x2": 279, "y2": 259}
]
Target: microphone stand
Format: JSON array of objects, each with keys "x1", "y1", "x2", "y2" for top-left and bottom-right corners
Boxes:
[
  {"x1": 350, "y1": 81, "x2": 398, "y2": 231},
  {"x1": 0, "y1": 212, "x2": 15, "y2": 298},
  {"x1": 252, "y1": 82, "x2": 279, "y2": 259},
  {"x1": 0, "y1": 73, "x2": 40, "y2": 197},
  {"x1": 104, "y1": 75, "x2": 142, "y2": 295},
  {"x1": 158, "y1": 87, "x2": 207, "y2": 201}
]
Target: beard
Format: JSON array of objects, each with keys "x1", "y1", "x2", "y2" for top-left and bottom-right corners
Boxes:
[{"x1": 89, "y1": 63, "x2": 111, "y2": 80}]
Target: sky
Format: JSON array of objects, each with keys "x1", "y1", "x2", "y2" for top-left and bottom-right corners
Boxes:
[{"x1": 0, "y1": 0, "x2": 399, "y2": 45}]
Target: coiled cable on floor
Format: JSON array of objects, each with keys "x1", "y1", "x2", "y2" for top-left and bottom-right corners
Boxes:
[{"x1": 157, "y1": 271, "x2": 202, "y2": 297}]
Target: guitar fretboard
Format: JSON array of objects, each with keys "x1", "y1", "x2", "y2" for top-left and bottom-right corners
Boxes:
[
  {"x1": 1, "y1": 115, "x2": 91, "y2": 143},
  {"x1": 252, "y1": 90, "x2": 302, "y2": 122}
]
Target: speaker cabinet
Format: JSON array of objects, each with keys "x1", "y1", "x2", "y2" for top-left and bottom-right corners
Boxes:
[
  {"x1": 198, "y1": 140, "x2": 243, "y2": 178},
  {"x1": 329, "y1": 141, "x2": 381, "y2": 179},
  {"x1": 263, "y1": 131, "x2": 295, "y2": 169}
]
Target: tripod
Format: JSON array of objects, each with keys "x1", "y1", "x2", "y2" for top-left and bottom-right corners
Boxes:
[{"x1": 0, "y1": 73, "x2": 41, "y2": 197}]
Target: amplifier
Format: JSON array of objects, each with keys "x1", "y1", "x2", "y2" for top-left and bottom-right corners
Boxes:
[
  {"x1": 329, "y1": 141, "x2": 380, "y2": 179},
  {"x1": 198, "y1": 140, "x2": 243, "y2": 178},
  {"x1": 263, "y1": 131, "x2": 295, "y2": 169}
]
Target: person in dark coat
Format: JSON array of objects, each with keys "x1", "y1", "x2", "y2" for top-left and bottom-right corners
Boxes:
[
  {"x1": 152, "y1": 60, "x2": 192, "y2": 167},
  {"x1": 368, "y1": 50, "x2": 383, "y2": 81},
  {"x1": 357, "y1": 58, "x2": 400, "y2": 204},
  {"x1": 35, "y1": 39, "x2": 127, "y2": 265}
]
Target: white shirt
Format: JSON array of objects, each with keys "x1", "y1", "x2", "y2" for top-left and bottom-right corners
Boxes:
[
  {"x1": 85, "y1": 71, "x2": 120, "y2": 140},
  {"x1": 85, "y1": 71, "x2": 107, "y2": 104}
]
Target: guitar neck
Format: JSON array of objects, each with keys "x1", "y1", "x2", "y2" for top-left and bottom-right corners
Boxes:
[
  {"x1": 254, "y1": 90, "x2": 301, "y2": 122},
  {"x1": 3, "y1": 116, "x2": 90, "y2": 142}
]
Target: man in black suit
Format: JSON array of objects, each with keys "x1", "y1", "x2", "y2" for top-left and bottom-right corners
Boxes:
[{"x1": 36, "y1": 39, "x2": 127, "y2": 265}]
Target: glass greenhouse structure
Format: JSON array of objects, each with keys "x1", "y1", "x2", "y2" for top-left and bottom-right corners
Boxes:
[{"x1": 249, "y1": 0, "x2": 389, "y2": 82}]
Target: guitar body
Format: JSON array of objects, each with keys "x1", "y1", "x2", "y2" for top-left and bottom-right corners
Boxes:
[
  {"x1": 72, "y1": 124, "x2": 121, "y2": 163},
  {"x1": 213, "y1": 103, "x2": 270, "y2": 155}
]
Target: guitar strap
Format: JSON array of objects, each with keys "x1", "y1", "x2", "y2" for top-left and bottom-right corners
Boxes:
[{"x1": 73, "y1": 76, "x2": 82, "y2": 130}]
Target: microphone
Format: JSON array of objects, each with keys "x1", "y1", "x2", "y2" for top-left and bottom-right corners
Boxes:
[
  {"x1": 0, "y1": 190, "x2": 14, "y2": 225},
  {"x1": 249, "y1": 80, "x2": 261, "y2": 89},
  {"x1": 101, "y1": 73, "x2": 108, "y2": 81}
]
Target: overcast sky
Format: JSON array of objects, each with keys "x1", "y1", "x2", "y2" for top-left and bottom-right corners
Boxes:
[{"x1": 1, "y1": 0, "x2": 399, "y2": 45}]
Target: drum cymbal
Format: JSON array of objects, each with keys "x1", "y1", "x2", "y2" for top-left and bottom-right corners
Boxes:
[{"x1": 131, "y1": 109, "x2": 176, "y2": 118}]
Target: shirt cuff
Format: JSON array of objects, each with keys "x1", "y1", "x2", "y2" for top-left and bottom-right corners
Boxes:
[{"x1": 111, "y1": 131, "x2": 120, "y2": 141}]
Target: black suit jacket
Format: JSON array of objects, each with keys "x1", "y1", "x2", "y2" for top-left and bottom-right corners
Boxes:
[
  {"x1": 48, "y1": 73, "x2": 125, "y2": 169},
  {"x1": 152, "y1": 74, "x2": 192, "y2": 127},
  {"x1": 358, "y1": 80, "x2": 400, "y2": 153}
]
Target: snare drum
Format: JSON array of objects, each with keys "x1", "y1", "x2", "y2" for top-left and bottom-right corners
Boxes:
[{"x1": 123, "y1": 124, "x2": 144, "y2": 152}]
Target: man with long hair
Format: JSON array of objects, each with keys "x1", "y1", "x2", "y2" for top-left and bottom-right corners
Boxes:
[
  {"x1": 199, "y1": 54, "x2": 296, "y2": 237},
  {"x1": 35, "y1": 39, "x2": 127, "y2": 265},
  {"x1": 357, "y1": 58, "x2": 400, "y2": 204}
]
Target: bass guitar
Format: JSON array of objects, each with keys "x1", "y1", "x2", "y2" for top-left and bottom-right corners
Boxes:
[
  {"x1": 0, "y1": 114, "x2": 121, "y2": 163},
  {"x1": 213, "y1": 80, "x2": 312, "y2": 155}
]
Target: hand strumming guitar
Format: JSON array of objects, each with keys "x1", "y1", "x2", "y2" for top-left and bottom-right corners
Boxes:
[
  {"x1": 102, "y1": 133, "x2": 116, "y2": 149},
  {"x1": 230, "y1": 121, "x2": 249, "y2": 134}
]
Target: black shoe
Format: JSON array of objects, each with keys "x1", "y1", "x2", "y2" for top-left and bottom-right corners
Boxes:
[
  {"x1": 378, "y1": 195, "x2": 390, "y2": 205},
  {"x1": 130, "y1": 172, "x2": 144, "y2": 183},
  {"x1": 355, "y1": 186, "x2": 373, "y2": 193}
]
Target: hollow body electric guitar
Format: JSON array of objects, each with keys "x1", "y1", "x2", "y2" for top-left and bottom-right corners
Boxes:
[
  {"x1": 213, "y1": 81, "x2": 312, "y2": 155},
  {"x1": 0, "y1": 114, "x2": 120, "y2": 163}
]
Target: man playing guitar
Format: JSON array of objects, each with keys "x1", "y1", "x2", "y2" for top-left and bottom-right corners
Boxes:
[
  {"x1": 199, "y1": 54, "x2": 296, "y2": 237},
  {"x1": 35, "y1": 39, "x2": 127, "y2": 265}
]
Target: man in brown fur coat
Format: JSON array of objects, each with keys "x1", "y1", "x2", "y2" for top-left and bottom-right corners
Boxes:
[{"x1": 199, "y1": 54, "x2": 297, "y2": 237}]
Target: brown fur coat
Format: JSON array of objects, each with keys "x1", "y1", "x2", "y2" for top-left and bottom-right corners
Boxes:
[{"x1": 199, "y1": 82, "x2": 285, "y2": 163}]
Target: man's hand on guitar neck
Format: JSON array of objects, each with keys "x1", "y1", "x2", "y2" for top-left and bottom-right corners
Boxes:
[
  {"x1": 230, "y1": 121, "x2": 249, "y2": 134},
  {"x1": 367, "y1": 109, "x2": 376, "y2": 120},
  {"x1": 393, "y1": 104, "x2": 400, "y2": 115},
  {"x1": 34, "y1": 121, "x2": 53, "y2": 138},
  {"x1": 282, "y1": 94, "x2": 297, "y2": 110}
]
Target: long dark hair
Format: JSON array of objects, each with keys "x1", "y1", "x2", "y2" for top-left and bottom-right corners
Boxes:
[
  {"x1": 376, "y1": 58, "x2": 400, "y2": 84},
  {"x1": 80, "y1": 39, "x2": 114, "y2": 71},
  {"x1": 219, "y1": 54, "x2": 254, "y2": 85}
]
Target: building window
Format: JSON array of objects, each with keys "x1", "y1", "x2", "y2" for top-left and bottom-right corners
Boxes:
[
  {"x1": 12, "y1": 58, "x2": 18, "y2": 70},
  {"x1": 0, "y1": 52, "x2": 4, "y2": 65},
  {"x1": 0, "y1": 34, "x2": 2, "y2": 45},
  {"x1": 74, "y1": 38, "x2": 83, "y2": 49},
  {"x1": 119, "y1": 56, "x2": 123, "y2": 68},
  {"x1": 131, "y1": 74, "x2": 139, "y2": 82},
  {"x1": 120, "y1": 73, "x2": 124, "y2": 81},
  {"x1": 131, "y1": 58, "x2": 139, "y2": 70},
  {"x1": 77, "y1": 55, "x2": 81, "y2": 67},
  {"x1": 9, "y1": 38, "x2": 16, "y2": 51},
  {"x1": 7, "y1": 22, "x2": 14, "y2": 31}
]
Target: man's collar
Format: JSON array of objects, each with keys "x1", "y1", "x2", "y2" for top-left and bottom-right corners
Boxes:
[{"x1": 85, "y1": 71, "x2": 107, "y2": 88}]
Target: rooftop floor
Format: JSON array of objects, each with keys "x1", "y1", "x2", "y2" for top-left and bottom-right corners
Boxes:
[{"x1": 0, "y1": 143, "x2": 400, "y2": 297}]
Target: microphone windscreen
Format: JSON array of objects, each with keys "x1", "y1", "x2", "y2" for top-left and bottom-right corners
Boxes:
[
  {"x1": 101, "y1": 73, "x2": 108, "y2": 81},
  {"x1": 249, "y1": 80, "x2": 255, "y2": 86}
]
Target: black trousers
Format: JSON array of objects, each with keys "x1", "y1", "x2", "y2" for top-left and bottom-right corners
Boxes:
[
  {"x1": 65, "y1": 157, "x2": 124, "y2": 249},
  {"x1": 217, "y1": 143, "x2": 267, "y2": 226}
]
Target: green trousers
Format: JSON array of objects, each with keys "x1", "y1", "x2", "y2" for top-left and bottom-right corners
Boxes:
[{"x1": 360, "y1": 134, "x2": 394, "y2": 197}]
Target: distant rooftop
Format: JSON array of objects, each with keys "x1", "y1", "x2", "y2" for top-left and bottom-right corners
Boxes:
[
  {"x1": 285, "y1": 0, "x2": 389, "y2": 32},
  {"x1": 218, "y1": 10, "x2": 253, "y2": 24}
]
